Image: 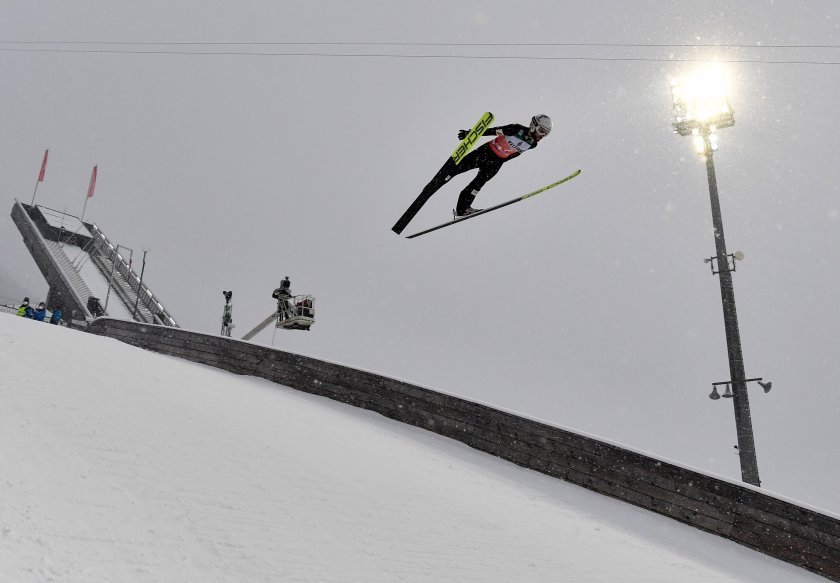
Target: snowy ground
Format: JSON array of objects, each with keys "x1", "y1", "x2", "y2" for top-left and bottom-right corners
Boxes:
[{"x1": 0, "y1": 313, "x2": 827, "y2": 582}]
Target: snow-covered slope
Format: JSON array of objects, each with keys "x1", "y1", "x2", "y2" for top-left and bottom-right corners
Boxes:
[{"x1": 0, "y1": 314, "x2": 824, "y2": 582}]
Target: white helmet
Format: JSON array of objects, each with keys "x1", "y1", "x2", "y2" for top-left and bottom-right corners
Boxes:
[{"x1": 530, "y1": 114, "x2": 552, "y2": 136}]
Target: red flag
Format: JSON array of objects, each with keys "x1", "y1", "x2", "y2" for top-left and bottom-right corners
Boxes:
[
  {"x1": 38, "y1": 149, "x2": 49, "y2": 182},
  {"x1": 87, "y1": 165, "x2": 97, "y2": 199}
]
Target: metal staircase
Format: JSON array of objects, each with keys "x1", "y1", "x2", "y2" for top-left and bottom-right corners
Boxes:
[
  {"x1": 83, "y1": 223, "x2": 176, "y2": 327},
  {"x1": 10, "y1": 200, "x2": 178, "y2": 327},
  {"x1": 43, "y1": 240, "x2": 96, "y2": 312},
  {"x1": 86, "y1": 248, "x2": 156, "y2": 324}
]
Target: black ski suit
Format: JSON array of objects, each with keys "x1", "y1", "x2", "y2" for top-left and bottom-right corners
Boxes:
[{"x1": 422, "y1": 124, "x2": 539, "y2": 214}]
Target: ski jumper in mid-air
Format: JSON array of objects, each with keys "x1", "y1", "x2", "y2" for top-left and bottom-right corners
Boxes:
[{"x1": 391, "y1": 114, "x2": 553, "y2": 234}]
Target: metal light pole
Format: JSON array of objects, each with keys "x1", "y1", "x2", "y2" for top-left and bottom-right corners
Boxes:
[
  {"x1": 671, "y1": 69, "x2": 765, "y2": 487},
  {"x1": 702, "y1": 132, "x2": 760, "y2": 486}
]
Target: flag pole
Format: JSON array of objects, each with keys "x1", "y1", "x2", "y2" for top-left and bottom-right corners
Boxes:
[
  {"x1": 80, "y1": 165, "x2": 97, "y2": 224},
  {"x1": 81, "y1": 192, "x2": 89, "y2": 223},
  {"x1": 30, "y1": 149, "x2": 49, "y2": 207}
]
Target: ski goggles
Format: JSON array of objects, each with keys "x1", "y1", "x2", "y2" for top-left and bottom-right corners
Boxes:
[{"x1": 534, "y1": 125, "x2": 550, "y2": 136}]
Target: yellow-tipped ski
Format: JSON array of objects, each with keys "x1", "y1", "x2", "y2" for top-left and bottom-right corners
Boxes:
[{"x1": 521, "y1": 169, "x2": 581, "y2": 199}]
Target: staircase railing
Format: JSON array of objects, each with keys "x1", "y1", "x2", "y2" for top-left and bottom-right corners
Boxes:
[{"x1": 85, "y1": 223, "x2": 178, "y2": 327}]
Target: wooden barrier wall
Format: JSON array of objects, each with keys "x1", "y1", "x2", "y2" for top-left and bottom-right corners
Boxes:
[{"x1": 87, "y1": 318, "x2": 840, "y2": 580}]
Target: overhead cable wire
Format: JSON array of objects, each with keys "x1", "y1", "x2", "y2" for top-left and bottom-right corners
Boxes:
[
  {"x1": 0, "y1": 47, "x2": 838, "y2": 65},
  {"x1": 2, "y1": 40, "x2": 840, "y2": 49},
  {"x1": 1, "y1": 44, "x2": 839, "y2": 65}
]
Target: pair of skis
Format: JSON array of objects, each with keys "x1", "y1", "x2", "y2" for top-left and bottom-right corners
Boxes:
[
  {"x1": 392, "y1": 112, "x2": 580, "y2": 239},
  {"x1": 405, "y1": 169, "x2": 581, "y2": 238}
]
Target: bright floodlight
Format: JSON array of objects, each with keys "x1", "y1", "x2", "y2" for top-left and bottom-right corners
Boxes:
[{"x1": 671, "y1": 65, "x2": 735, "y2": 137}]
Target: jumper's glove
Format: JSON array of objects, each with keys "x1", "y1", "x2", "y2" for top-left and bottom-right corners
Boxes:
[{"x1": 457, "y1": 129, "x2": 468, "y2": 140}]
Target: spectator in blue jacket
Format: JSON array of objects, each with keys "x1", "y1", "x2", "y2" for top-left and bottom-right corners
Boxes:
[
  {"x1": 49, "y1": 305, "x2": 63, "y2": 325},
  {"x1": 34, "y1": 302, "x2": 47, "y2": 322}
]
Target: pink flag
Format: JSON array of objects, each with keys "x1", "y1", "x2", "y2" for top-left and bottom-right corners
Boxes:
[
  {"x1": 87, "y1": 165, "x2": 98, "y2": 199},
  {"x1": 38, "y1": 149, "x2": 49, "y2": 182}
]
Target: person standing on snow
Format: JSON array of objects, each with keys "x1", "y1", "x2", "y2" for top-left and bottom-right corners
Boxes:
[
  {"x1": 16, "y1": 297, "x2": 30, "y2": 317},
  {"x1": 49, "y1": 305, "x2": 63, "y2": 325}
]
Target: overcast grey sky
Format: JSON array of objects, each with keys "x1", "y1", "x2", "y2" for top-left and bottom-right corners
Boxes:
[{"x1": 2, "y1": 1, "x2": 839, "y2": 511}]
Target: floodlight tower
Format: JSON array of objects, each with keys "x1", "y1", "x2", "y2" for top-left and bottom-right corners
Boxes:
[{"x1": 671, "y1": 68, "x2": 763, "y2": 487}]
